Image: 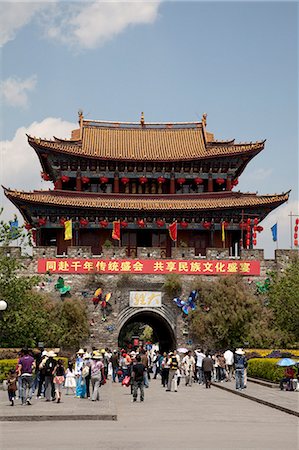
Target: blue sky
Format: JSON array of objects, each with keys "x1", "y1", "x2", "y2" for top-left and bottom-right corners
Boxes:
[{"x1": 0, "y1": 1, "x2": 298, "y2": 257}]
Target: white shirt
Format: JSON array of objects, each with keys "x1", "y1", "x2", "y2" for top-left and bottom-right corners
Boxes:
[
  {"x1": 195, "y1": 351, "x2": 205, "y2": 368},
  {"x1": 224, "y1": 350, "x2": 234, "y2": 365}
]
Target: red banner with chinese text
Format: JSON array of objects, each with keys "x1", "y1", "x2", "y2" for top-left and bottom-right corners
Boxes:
[{"x1": 38, "y1": 259, "x2": 260, "y2": 275}]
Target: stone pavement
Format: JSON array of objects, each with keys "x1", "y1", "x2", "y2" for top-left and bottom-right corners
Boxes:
[
  {"x1": 0, "y1": 378, "x2": 298, "y2": 449},
  {"x1": 0, "y1": 382, "x2": 116, "y2": 421},
  {"x1": 212, "y1": 379, "x2": 299, "y2": 416}
]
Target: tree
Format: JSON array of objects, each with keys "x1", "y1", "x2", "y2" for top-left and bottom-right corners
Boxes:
[
  {"x1": 0, "y1": 209, "x2": 27, "y2": 246},
  {"x1": 190, "y1": 276, "x2": 274, "y2": 349},
  {"x1": 268, "y1": 258, "x2": 299, "y2": 343}
]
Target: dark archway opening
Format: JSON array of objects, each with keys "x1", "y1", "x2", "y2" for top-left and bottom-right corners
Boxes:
[{"x1": 118, "y1": 311, "x2": 176, "y2": 353}]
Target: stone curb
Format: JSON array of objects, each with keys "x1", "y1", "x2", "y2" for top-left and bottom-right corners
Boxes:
[
  {"x1": 212, "y1": 383, "x2": 299, "y2": 418},
  {"x1": 247, "y1": 377, "x2": 278, "y2": 389},
  {"x1": 0, "y1": 414, "x2": 117, "y2": 422}
]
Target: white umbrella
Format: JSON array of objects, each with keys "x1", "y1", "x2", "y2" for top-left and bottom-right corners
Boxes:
[{"x1": 177, "y1": 347, "x2": 188, "y2": 353}]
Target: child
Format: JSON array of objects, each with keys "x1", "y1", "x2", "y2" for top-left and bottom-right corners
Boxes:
[
  {"x1": 7, "y1": 369, "x2": 17, "y2": 406},
  {"x1": 53, "y1": 359, "x2": 65, "y2": 403},
  {"x1": 65, "y1": 362, "x2": 76, "y2": 395}
]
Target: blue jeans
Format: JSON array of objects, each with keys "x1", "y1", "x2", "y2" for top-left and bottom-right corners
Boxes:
[
  {"x1": 235, "y1": 369, "x2": 245, "y2": 390},
  {"x1": 197, "y1": 367, "x2": 204, "y2": 383},
  {"x1": 143, "y1": 370, "x2": 149, "y2": 388},
  {"x1": 21, "y1": 375, "x2": 33, "y2": 404}
]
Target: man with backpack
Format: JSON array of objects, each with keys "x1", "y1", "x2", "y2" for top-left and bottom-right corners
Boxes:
[
  {"x1": 166, "y1": 351, "x2": 180, "y2": 392},
  {"x1": 234, "y1": 348, "x2": 247, "y2": 391},
  {"x1": 132, "y1": 355, "x2": 146, "y2": 402}
]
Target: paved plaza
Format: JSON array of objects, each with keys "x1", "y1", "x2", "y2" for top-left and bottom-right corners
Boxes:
[{"x1": 0, "y1": 378, "x2": 298, "y2": 450}]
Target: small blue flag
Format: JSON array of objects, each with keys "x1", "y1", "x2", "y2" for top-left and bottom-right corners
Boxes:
[
  {"x1": 9, "y1": 219, "x2": 19, "y2": 239},
  {"x1": 271, "y1": 223, "x2": 278, "y2": 242}
]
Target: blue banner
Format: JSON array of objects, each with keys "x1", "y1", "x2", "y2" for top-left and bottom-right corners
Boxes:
[{"x1": 271, "y1": 223, "x2": 278, "y2": 242}]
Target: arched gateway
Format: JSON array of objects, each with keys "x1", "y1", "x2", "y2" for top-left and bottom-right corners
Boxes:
[{"x1": 117, "y1": 305, "x2": 177, "y2": 352}]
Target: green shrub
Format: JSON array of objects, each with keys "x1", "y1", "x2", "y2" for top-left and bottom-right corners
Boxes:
[
  {"x1": 0, "y1": 357, "x2": 68, "y2": 382},
  {"x1": 247, "y1": 358, "x2": 285, "y2": 383}
]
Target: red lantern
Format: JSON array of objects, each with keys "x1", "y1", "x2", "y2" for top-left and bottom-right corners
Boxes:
[
  {"x1": 177, "y1": 178, "x2": 186, "y2": 185},
  {"x1": 296, "y1": 218, "x2": 299, "y2": 225},
  {"x1": 203, "y1": 221, "x2": 211, "y2": 230},
  {"x1": 139, "y1": 176, "x2": 148, "y2": 184},
  {"x1": 247, "y1": 218, "x2": 251, "y2": 224},
  {"x1": 59, "y1": 217, "x2": 66, "y2": 226},
  {"x1": 41, "y1": 172, "x2": 50, "y2": 181},
  {"x1": 254, "y1": 217, "x2": 259, "y2": 225},
  {"x1": 137, "y1": 219, "x2": 145, "y2": 228},
  {"x1": 246, "y1": 239, "x2": 250, "y2": 247},
  {"x1": 239, "y1": 222, "x2": 247, "y2": 230},
  {"x1": 232, "y1": 178, "x2": 239, "y2": 186},
  {"x1": 121, "y1": 177, "x2": 129, "y2": 185},
  {"x1": 79, "y1": 218, "x2": 89, "y2": 227},
  {"x1": 194, "y1": 177, "x2": 204, "y2": 185},
  {"x1": 295, "y1": 239, "x2": 299, "y2": 247},
  {"x1": 38, "y1": 218, "x2": 46, "y2": 226},
  {"x1": 294, "y1": 233, "x2": 298, "y2": 240},
  {"x1": 100, "y1": 220, "x2": 108, "y2": 228},
  {"x1": 31, "y1": 229, "x2": 36, "y2": 244},
  {"x1": 120, "y1": 220, "x2": 128, "y2": 228},
  {"x1": 253, "y1": 239, "x2": 257, "y2": 246},
  {"x1": 253, "y1": 225, "x2": 257, "y2": 232},
  {"x1": 157, "y1": 176, "x2": 165, "y2": 184},
  {"x1": 180, "y1": 221, "x2": 188, "y2": 228},
  {"x1": 216, "y1": 178, "x2": 225, "y2": 185},
  {"x1": 156, "y1": 219, "x2": 165, "y2": 228},
  {"x1": 295, "y1": 225, "x2": 298, "y2": 233},
  {"x1": 81, "y1": 176, "x2": 90, "y2": 184},
  {"x1": 24, "y1": 223, "x2": 32, "y2": 230},
  {"x1": 256, "y1": 226, "x2": 263, "y2": 233},
  {"x1": 247, "y1": 225, "x2": 251, "y2": 232},
  {"x1": 61, "y1": 175, "x2": 70, "y2": 183},
  {"x1": 253, "y1": 232, "x2": 257, "y2": 239},
  {"x1": 54, "y1": 180, "x2": 60, "y2": 189},
  {"x1": 100, "y1": 177, "x2": 109, "y2": 184}
]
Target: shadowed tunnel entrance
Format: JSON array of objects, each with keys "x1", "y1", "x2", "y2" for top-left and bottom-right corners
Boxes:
[{"x1": 118, "y1": 310, "x2": 176, "y2": 352}]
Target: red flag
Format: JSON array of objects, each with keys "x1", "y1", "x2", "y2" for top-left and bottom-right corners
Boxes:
[
  {"x1": 112, "y1": 220, "x2": 121, "y2": 240},
  {"x1": 169, "y1": 221, "x2": 177, "y2": 241}
]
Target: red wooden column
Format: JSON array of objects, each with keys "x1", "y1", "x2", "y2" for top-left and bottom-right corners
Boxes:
[
  {"x1": 226, "y1": 176, "x2": 232, "y2": 191},
  {"x1": 208, "y1": 174, "x2": 213, "y2": 192},
  {"x1": 114, "y1": 173, "x2": 119, "y2": 193},
  {"x1": 170, "y1": 175, "x2": 175, "y2": 194},
  {"x1": 55, "y1": 177, "x2": 62, "y2": 190},
  {"x1": 76, "y1": 173, "x2": 82, "y2": 191}
]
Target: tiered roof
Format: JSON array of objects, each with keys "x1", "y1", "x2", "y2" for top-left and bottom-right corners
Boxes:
[
  {"x1": 27, "y1": 115, "x2": 265, "y2": 162},
  {"x1": 4, "y1": 188, "x2": 289, "y2": 214}
]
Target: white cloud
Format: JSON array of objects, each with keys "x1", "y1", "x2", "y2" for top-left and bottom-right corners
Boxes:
[
  {"x1": 0, "y1": 75, "x2": 37, "y2": 108},
  {"x1": 0, "y1": 2, "x2": 48, "y2": 47},
  {"x1": 0, "y1": 117, "x2": 76, "y2": 223},
  {"x1": 0, "y1": 1, "x2": 161, "y2": 49}
]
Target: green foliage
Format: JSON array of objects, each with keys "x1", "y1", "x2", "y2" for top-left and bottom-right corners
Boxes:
[
  {"x1": 140, "y1": 325, "x2": 154, "y2": 342},
  {"x1": 0, "y1": 254, "x2": 89, "y2": 349},
  {"x1": 103, "y1": 239, "x2": 113, "y2": 248},
  {"x1": 190, "y1": 276, "x2": 276, "y2": 349},
  {"x1": 268, "y1": 258, "x2": 299, "y2": 342},
  {"x1": 0, "y1": 357, "x2": 68, "y2": 382},
  {"x1": 163, "y1": 274, "x2": 182, "y2": 297},
  {"x1": 247, "y1": 358, "x2": 285, "y2": 383}
]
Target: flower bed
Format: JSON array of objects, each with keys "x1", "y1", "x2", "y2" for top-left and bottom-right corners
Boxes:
[
  {"x1": 247, "y1": 358, "x2": 288, "y2": 383},
  {"x1": 0, "y1": 357, "x2": 68, "y2": 382},
  {"x1": 246, "y1": 349, "x2": 299, "y2": 357}
]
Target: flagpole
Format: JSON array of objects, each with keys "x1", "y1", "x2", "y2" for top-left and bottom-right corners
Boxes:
[{"x1": 290, "y1": 211, "x2": 293, "y2": 249}]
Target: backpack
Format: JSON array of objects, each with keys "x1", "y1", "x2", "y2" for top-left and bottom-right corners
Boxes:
[{"x1": 170, "y1": 356, "x2": 178, "y2": 370}]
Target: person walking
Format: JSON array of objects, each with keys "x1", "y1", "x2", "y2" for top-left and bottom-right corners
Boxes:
[
  {"x1": 65, "y1": 362, "x2": 76, "y2": 395},
  {"x1": 161, "y1": 352, "x2": 170, "y2": 388},
  {"x1": 234, "y1": 348, "x2": 247, "y2": 391},
  {"x1": 140, "y1": 349, "x2": 150, "y2": 388},
  {"x1": 7, "y1": 369, "x2": 17, "y2": 406},
  {"x1": 53, "y1": 359, "x2": 65, "y2": 403},
  {"x1": 182, "y1": 351, "x2": 196, "y2": 386},
  {"x1": 37, "y1": 350, "x2": 48, "y2": 398},
  {"x1": 132, "y1": 354, "x2": 145, "y2": 402},
  {"x1": 75, "y1": 349, "x2": 85, "y2": 398},
  {"x1": 166, "y1": 351, "x2": 180, "y2": 392},
  {"x1": 195, "y1": 348, "x2": 205, "y2": 385},
  {"x1": 202, "y1": 352, "x2": 214, "y2": 388},
  {"x1": 224, "y1": 348, "x2": 234, "y2": 381},
  {"x1": 90, "y1": 352, "x2": 105, "y2": 401},
  {"x1": 83, "y1": 353, "x2": 92, "y2": 398},
  {"x1": 18, "y1": 348, "x2": 35, "y2": 405},
  {"x1": 110, "y1": 350, "x2": 119, "y2": 383},
  {"x1": 44, "y1": 350, "x2": 57, "y2": 401}
]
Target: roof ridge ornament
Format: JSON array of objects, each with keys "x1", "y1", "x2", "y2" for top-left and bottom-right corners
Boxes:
[
  {"x1": 140, "y1": 111, "x2": 145, "y2": 127},
  {"x1": 78, "y1": 110, "x2": 84, "y2": 139},
  {"x1": 202, "y1": 113, "x2": 207, "y2": 127}
]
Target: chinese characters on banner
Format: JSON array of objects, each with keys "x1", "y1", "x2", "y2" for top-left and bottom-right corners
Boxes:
[{"x1": 38, "y1": 259, "x2": 260, "y2": 275}]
